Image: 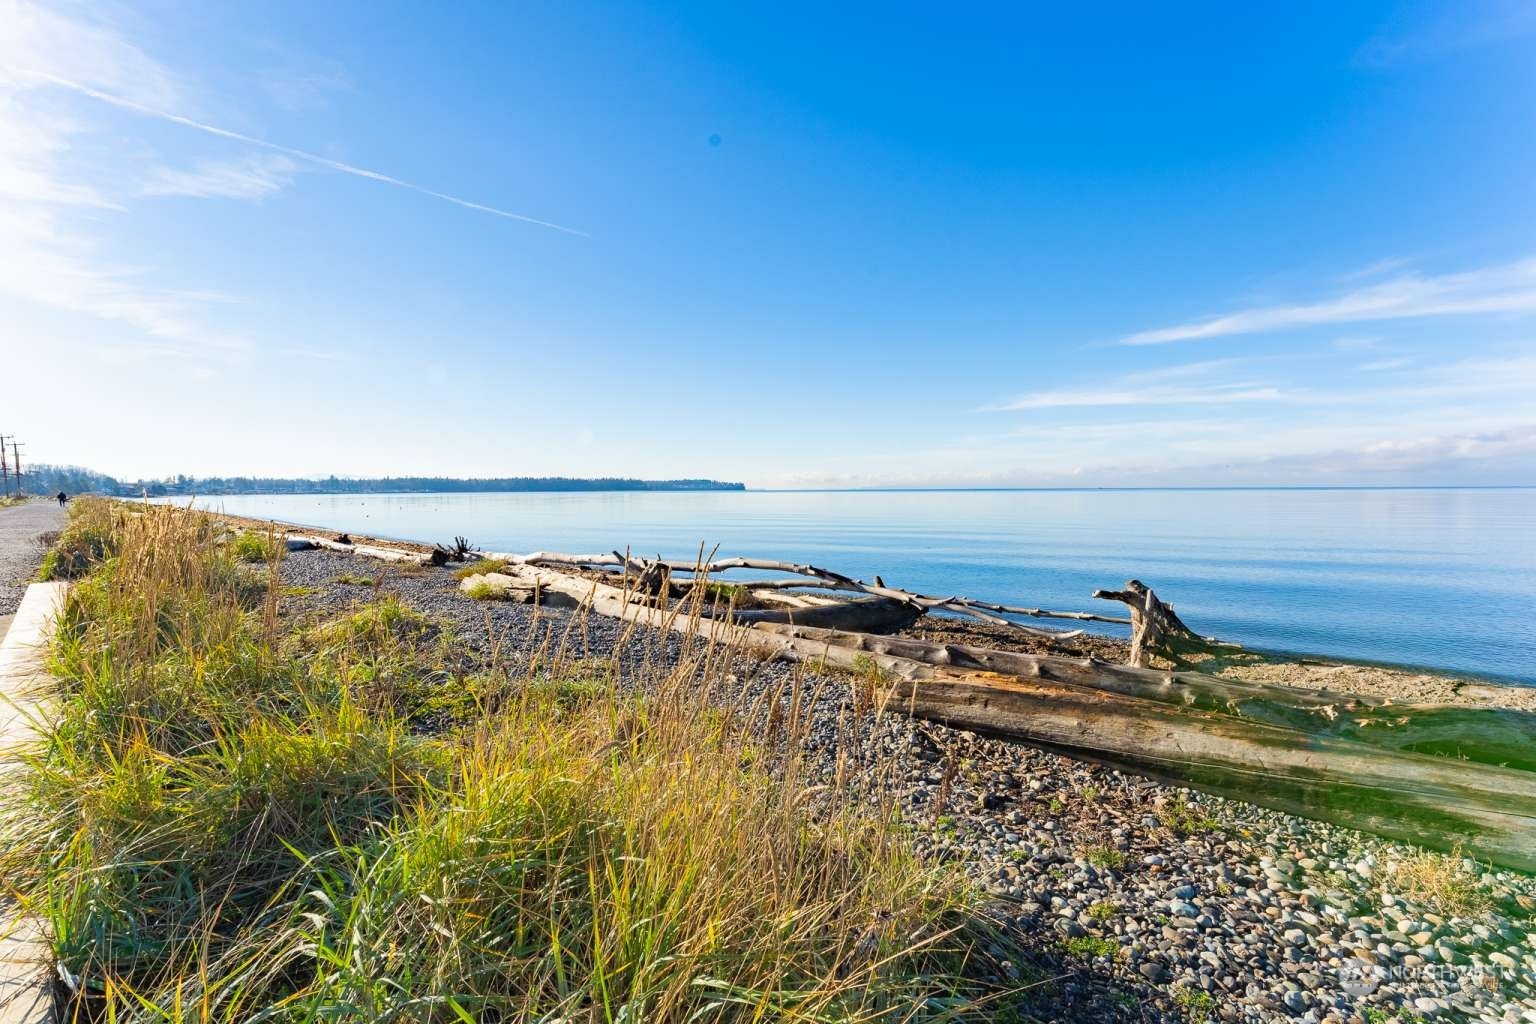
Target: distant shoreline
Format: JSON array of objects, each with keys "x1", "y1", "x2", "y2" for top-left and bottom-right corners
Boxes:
[
  {"x1": 27, "y1": 465, "x2": 744, "y2": 497},
  {"x1": 755, "y1": 484, "x2": 1536, "y2": 493}
]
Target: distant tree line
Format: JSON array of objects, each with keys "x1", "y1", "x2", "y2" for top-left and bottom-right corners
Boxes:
[{"x1": 26, "y1": 465, "x2": 745, "y2": 497}]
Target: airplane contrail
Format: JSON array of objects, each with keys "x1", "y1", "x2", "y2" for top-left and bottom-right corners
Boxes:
[{"x1": 15, "y1": 67, "x2": 589, "y2": 238}]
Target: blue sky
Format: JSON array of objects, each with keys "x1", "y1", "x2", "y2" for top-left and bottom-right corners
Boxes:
[{"x1": 2, "y1": 1, "x2": 1535, "y2": 487}]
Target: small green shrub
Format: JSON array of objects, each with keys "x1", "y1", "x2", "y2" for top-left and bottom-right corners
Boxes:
[
  {"x1": 452, "y1": 558, "x2": 508, "y2": 581},
  {"x1": 701, "y1": 581, "x2": 746, "y2": 603},
  {"x1": 1081, "y1": 844, "x2": 1126, "y2": 869},
  {"x1": 232, "y1": 531, "x2": 278, "y2": 563},
  {"x1": 464, "y1": 578, "x2": 502, "y2": 601},
  {"x1": 1158, "y1": 801, "x2": 1219, "y2": 838},
  {"x1": 332, "y1": 573, "x2": 376, "y2": 587},
  {"x1": 524, "y1": 675, "x2": 609, "y2": 709},
  {"x1": 1173, "y1": 985, "x2": 1216, "y2": 1022},
  {"x1": 313, "y1": 596, "x2": 433, "y2": 650},
  {"x1": 39, "y1": 497, "x2": 116, "y2": 580},
  {"x1": 1061, "y1": 935, "x2": 1119, "y2": 959}
]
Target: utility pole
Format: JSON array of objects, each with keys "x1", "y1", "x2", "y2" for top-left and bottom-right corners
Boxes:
[
  {"x1": 0, "y1": 434, "x2": 9, "y2": 495},
  {"x1": 9, "y1": 441, "x2": 21, "y2": 497}
]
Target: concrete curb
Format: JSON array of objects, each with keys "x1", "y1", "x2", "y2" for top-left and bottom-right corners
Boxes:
[{"x1": 0, "y1": 582, "x2": 65, "y2": 1024}]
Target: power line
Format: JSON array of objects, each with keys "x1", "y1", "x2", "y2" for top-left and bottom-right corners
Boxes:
[{"x1": 0, "y1": 436, "x2": 25, "y2": 496}]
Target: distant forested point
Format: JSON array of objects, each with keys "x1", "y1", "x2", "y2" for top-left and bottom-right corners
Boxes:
[{"x1": 25, "y1": 465, "x2": 745, "y2": 496}]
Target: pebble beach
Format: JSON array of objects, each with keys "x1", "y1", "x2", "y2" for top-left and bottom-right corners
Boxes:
[{"x1": 277, "y1": 544, "x2": 1536, "y2": 1024}]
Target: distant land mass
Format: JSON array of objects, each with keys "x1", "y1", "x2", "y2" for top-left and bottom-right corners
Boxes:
[{"x1": 24, "y1": 465, "x2": 745, "y2": 496}]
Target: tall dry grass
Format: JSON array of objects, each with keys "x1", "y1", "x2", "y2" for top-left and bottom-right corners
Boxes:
[{"x1": 1, "y1": 501, "x2": 1028, "y2": 1023}]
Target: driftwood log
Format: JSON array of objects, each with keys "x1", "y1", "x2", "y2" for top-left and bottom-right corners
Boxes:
[{"x1": 725, "y1": 597, "x2": 925, "y2": 632}]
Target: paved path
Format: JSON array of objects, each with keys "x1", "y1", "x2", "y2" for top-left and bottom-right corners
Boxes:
[
  {"x1": 0, "y1": 504, "x2": 64, "y2": 620},
  {"x1": 0, "y1": 581, "x2": 64, "y2": 1022}
]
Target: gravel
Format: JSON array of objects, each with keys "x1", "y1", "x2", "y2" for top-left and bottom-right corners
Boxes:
[
  {"x1": 0, "y1": 500, "x2": 64, "y2": 616},
  {"x1": 280, "y1": 547, "x2": 1536, "y2": 1024}
]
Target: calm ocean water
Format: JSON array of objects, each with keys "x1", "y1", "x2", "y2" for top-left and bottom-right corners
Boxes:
[{"x1": 180, "y1": 489, "x2": 1536, "y2": 684}]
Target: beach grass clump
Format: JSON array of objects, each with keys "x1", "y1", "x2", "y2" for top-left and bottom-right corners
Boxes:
[
  {"x1": 462, "y1": 577, "x2": 501, "y2": 600},
  {"x1": 1080, "y1": 844, "x2": 1126, "y2": 870},
  {"x1": 231, "y1": 529, "x2": 280, "y2": 563},
  {"x1": 2, "y1": 501, "x2": 1022, "y2": 1022},
  {"x1": 1158, "y1": 800, "x2": 1219, "y2": 838},
  {"x1": 1060, "y1": 935, "x2": 1120, "y2": 961},
  {"x1": 701, "y1": 580, "x2": 746, "y2": 604},
  {"x1": 1172, "y1": 985, "x2": 1216, "y2": 1022},
  {"x1": 1387, "y1": 846, "x2": 1492, "y2": 918},
  {"x1": 38, "y1": 495, "x2": 117, "y2": 579},
  {"x1": 452, "y1": 557, "x2": 508, "y2": 581}
]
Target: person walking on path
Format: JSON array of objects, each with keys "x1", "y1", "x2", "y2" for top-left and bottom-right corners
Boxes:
[
  {"x1": 56, "y1": 492, "x2": 67, "y2": 507},
  {"x1": 0, "y1": 499, "x2": 66, "y2": 616}
]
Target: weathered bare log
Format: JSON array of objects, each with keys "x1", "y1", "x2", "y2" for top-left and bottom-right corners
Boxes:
[
  {"x1": 289, "y1": 535, "x2": 429, "y2": 565},
  {"x1": 723, "y1": 597, "x2": 924, "y2": 633},
  {"x1": 883, "y1": 671, "x2": 1536, "y2": 873},
  {"x1": 1094, "y1": 579, "x2": 1234, "y2": 667},
  {"x1": 498, "y1": 559, "x2": 1536, "y2": 871}
]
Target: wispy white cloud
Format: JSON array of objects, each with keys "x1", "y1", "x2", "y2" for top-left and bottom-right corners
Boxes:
[
  {"x1": 1333, "y1": 335, "x2": 1384, "y2": 350},
  {"x1": 2, "y1": 210, "x2": 256, "y2": 344},
  {"x1": 946, "y1": 350, "x2": 1536, "y2": 491},
  {"x1": 257, "y1": 51, "x2": 353, "y2": 113},
  {"x1": 1336, "y1": 257, "x2": 1417, "y2": 282},
  {"x1": 1358, "y1": 356, "x2": 1413, "y2": 372},
  {"x1": 986, "y1": 382, "x2": 1285, "y2": 412},
  {"x1": 144, "y1": 153, "x2": 298, "y2": 200},
  {"x1": 1356, "y1": 0, "x2": 1536, "y2": 68},
  {"x1": 0, "y1": 0, "x2": 580, "y2": 371},
  {"x1": 1122, "y1": 258, "x2": 1536, "y2": 345},
  {"x1": 984, "y1": 358, "x2": 1290, "y2": 411},
  {"x1": 13, "y1": 66, "x2": 589, "y2": 236},
  {"x1": 0, "y1": 0, "x2": 179, "y2": 108},
  {"x1": 0, "y1": 2, "x2": 257, "y2": 348},
  {"x1": 766, "y1": 422, "x2": 1536, "y2": 490},
  {"x1": 0, "y1": 94, "x2": 119, "y2": 208},
  {"x1": 1391, "y1": 353, "x2": 1536, "y2": 402}
]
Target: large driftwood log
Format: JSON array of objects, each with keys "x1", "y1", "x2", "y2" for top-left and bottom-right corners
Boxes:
[
  {"x1": 723, "y1": 597, "x2": 925, "y2": 632},
  {"x1": 286, "y1": 534, "x2": 427, "y2": 564},
  {"x1": 498, "y1": 559, "x2": 1536, "y2": 871},
  {"x1": 882, "y1": 672, "x2": 1536, "y2": 872},
  {"x1": 751, "y1": 622, "x2": 1536, "y2": 772}
]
